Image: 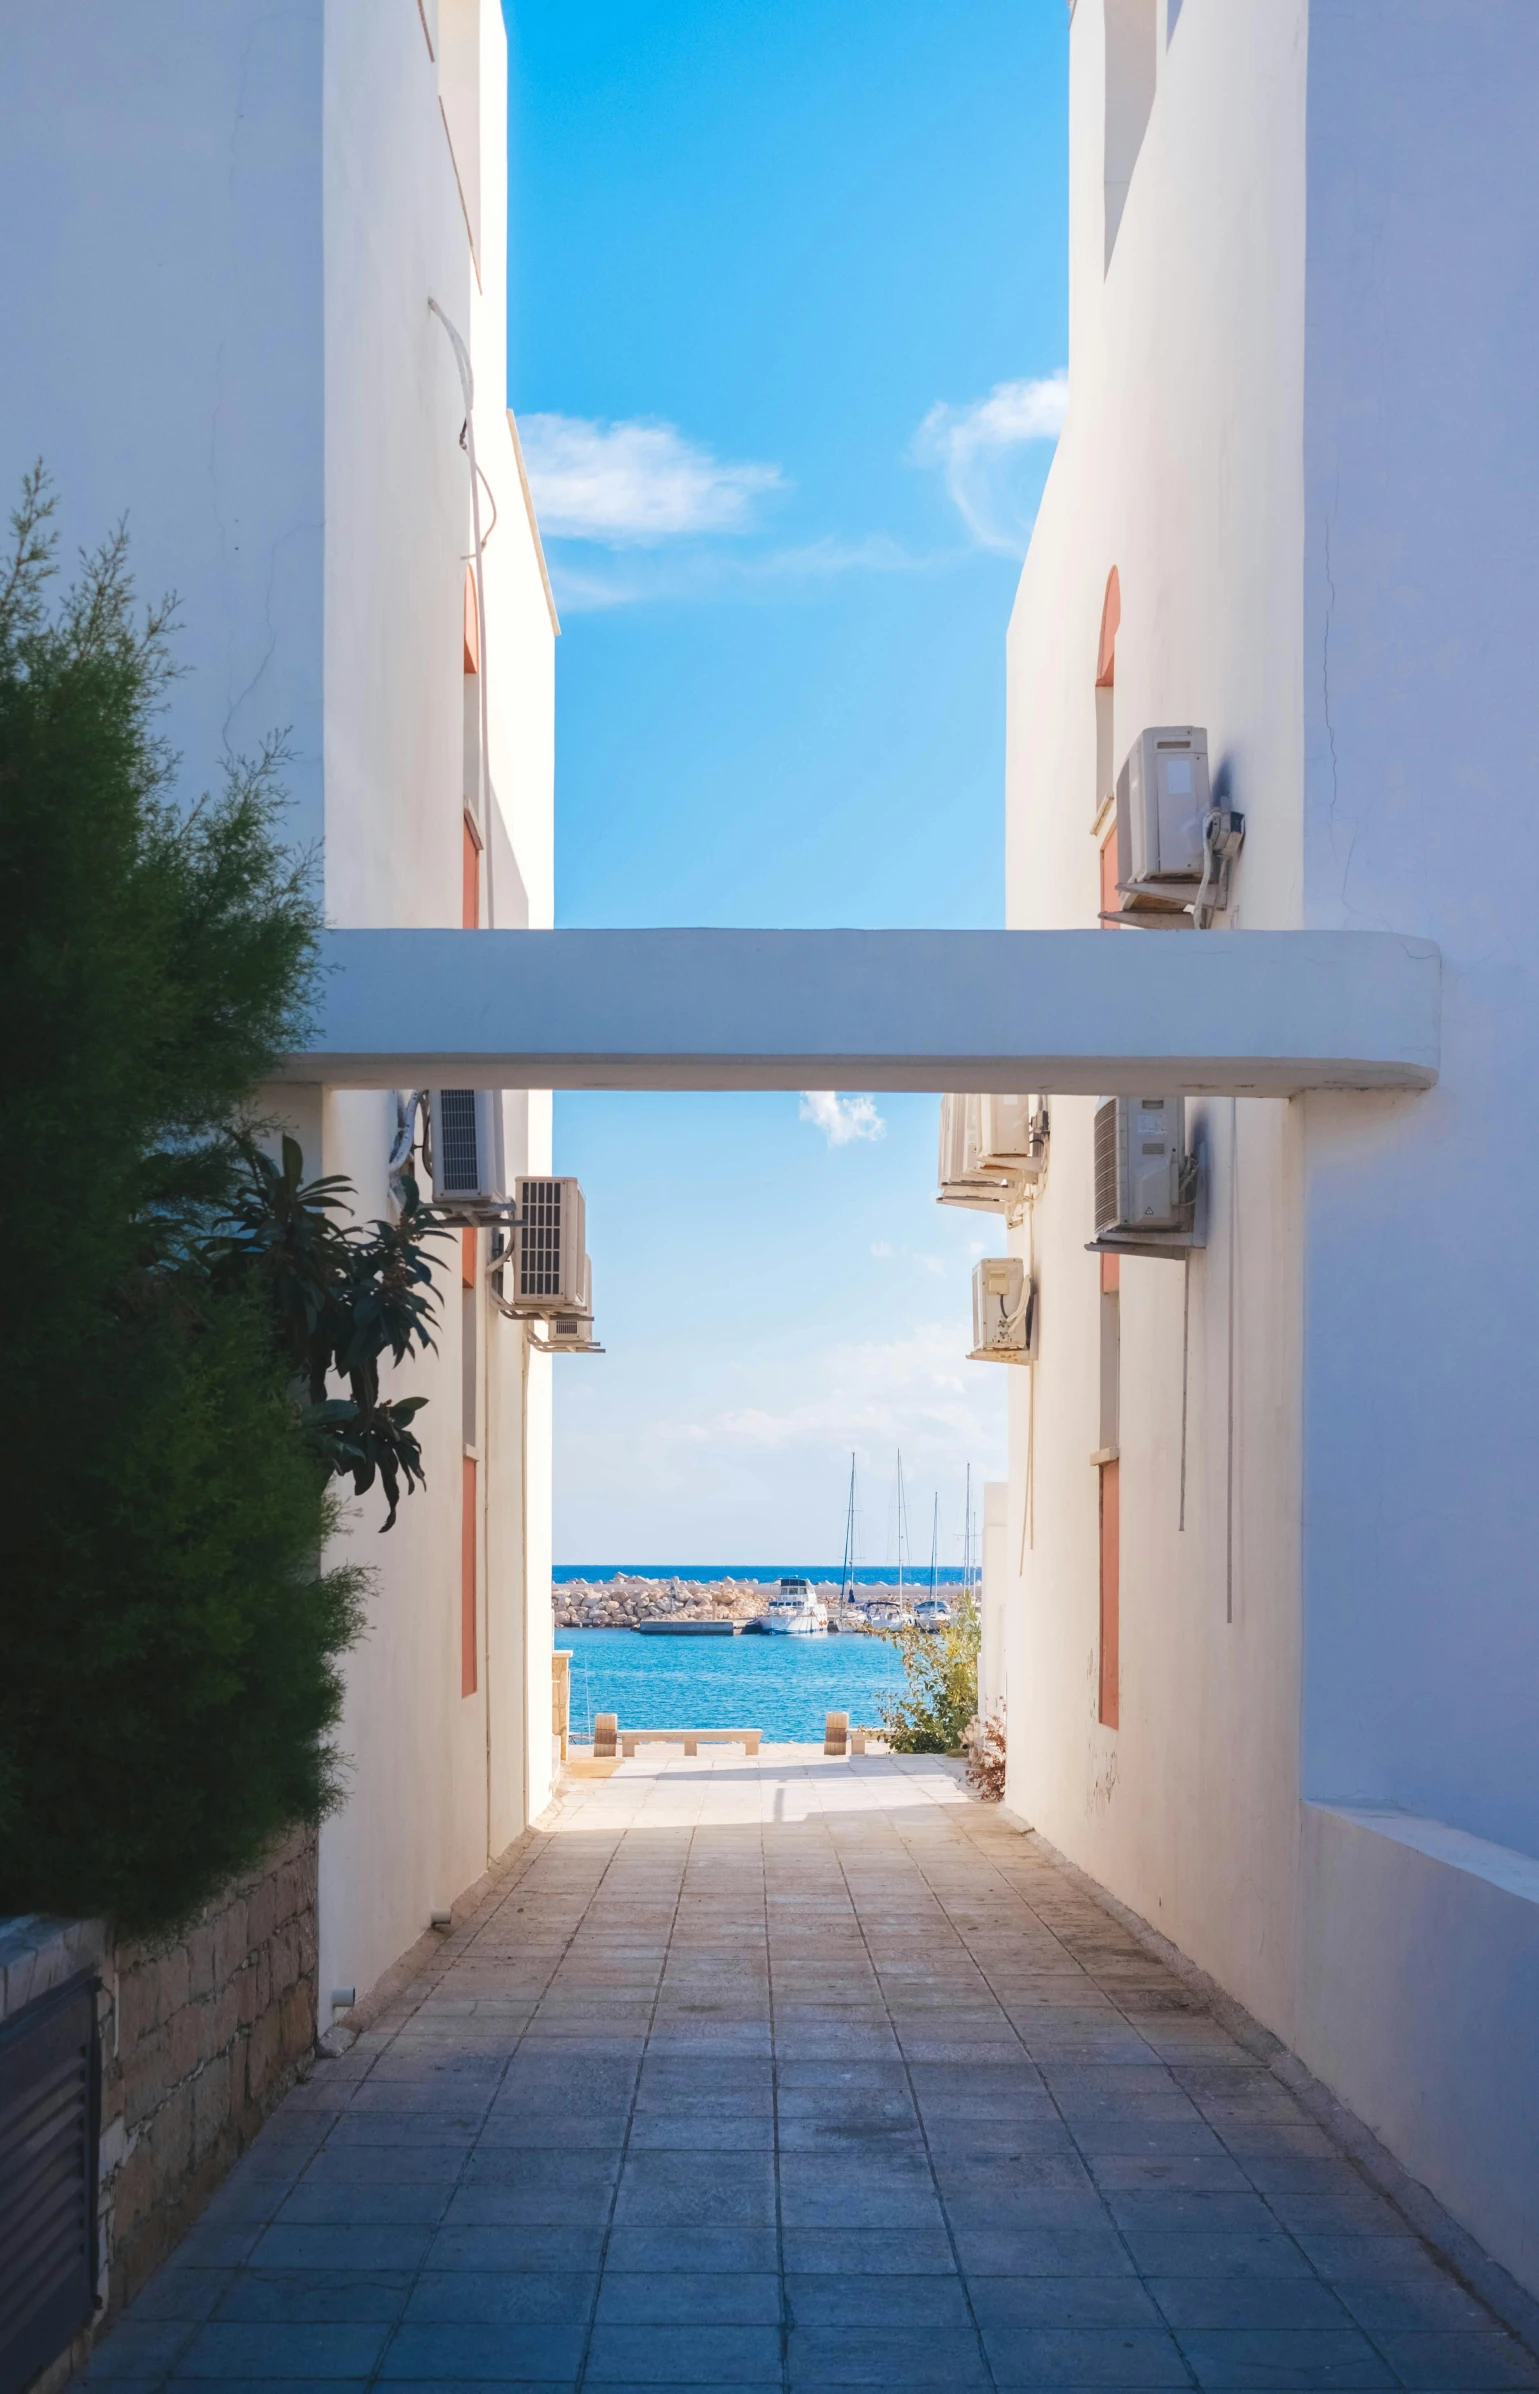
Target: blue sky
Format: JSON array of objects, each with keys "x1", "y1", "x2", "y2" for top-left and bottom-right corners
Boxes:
[{"x1": 506, "y1": 0, "x2": 1068, "y2": 1564}]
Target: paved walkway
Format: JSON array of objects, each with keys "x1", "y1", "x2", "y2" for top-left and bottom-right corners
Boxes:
[{"x1": 88, "y1": 1751, "x2": 1537, "y2": 2391}]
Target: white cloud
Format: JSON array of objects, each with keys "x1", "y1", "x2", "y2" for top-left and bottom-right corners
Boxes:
[
  {"x1": 545, "y1": 531, "x2": 924, "y2": 615},
  {"x1": 799, "y1": 1091, "x2": 886, "y2": 1146},
  {"x1": 519, "y1": 412, "x2": 785, "y2": 547},
  {"x1": 664, "y1": 1321, "x2": 994, "y2": 1472},
  {"x1": 913, "y1": 370, "x2": 1068, "y2": 553}
]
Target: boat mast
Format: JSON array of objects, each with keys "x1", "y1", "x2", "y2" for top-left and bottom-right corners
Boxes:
[
  {"x1": 895, "y1": 1450, "x2": 908, "y2": 1599},
  {"x1": 963, "y1": 1462, "x2": 974, "y2": 1598},
  {"x1": 929, "y1": 1493, "x2": 939, "y2": 1596},
  {"x1": 840, "y1": 1453, "x2": 857, "y2": 1606}
]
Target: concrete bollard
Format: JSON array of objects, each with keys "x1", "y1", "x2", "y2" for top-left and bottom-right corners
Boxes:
[
  {"x1": 825, "y1": 1709, "x2": 849, "y2": 1757},
  {"x1": 593, "y1": 1711, "x2": 618, "y2": 1758}
]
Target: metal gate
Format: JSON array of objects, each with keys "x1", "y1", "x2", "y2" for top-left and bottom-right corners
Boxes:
[{"x1": 0, "y1": 1972, "x2": 100, "y2": 2394}]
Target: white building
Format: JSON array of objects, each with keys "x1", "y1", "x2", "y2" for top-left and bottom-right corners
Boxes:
[
  {"x1": 992, "y1": 0, "x2": 1539, "y2": 2296},
  {"x1": 0, "y1": 1, "x2": 560, "y2": 2016}
]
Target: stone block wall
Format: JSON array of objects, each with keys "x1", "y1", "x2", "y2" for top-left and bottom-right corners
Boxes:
[
  {"x1": 3, "y1": 1827, "x2": 318, "y2": 2394},
  {"x1": 99, "y1": 1825, "x2": 319, "y2": 2306}
]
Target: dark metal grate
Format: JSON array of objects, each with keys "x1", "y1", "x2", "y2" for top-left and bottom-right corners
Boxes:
[
  {"x1": 518, "y1": 1179, "x2": 564, "y2": 1299},
  {"x1": 437, "y1": 1090, "x2": 481, "y2": 1194},
  {"x1": 0, "y1": 1972, "x2": 99, "y2": 2394}
]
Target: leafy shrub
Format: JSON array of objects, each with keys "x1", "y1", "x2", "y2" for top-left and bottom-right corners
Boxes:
[
  {"x1": 206, "y1": 1136, "x2": 450, "y2": 1529},
  {"x1": 874, "y1": 1599, "x2": 981, "y2": 1754},
  {"x1": 0, "y1": 471, "x2": 440, "y2": 1930}
]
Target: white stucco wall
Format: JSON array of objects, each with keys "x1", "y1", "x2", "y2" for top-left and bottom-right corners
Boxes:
[
  {"x1": 0, "y1": 0, "x2": 555, "y2": 2016},
  {"x1": 315, "y1": 0, "x2": 556, "y2": 2005},
  {"x1": 1291, "y1": 0, "x2": 1539, "y2": 2286},
  {"x1": 1006, "y1": 0, "x2": 1539, "y2": 2290},
  {"x1": 0, "y1": 3, "x2": 325, "y2": 828},
  {"x1": 1004, "y1": 0, "x2": 1310, "y2": 2041}
]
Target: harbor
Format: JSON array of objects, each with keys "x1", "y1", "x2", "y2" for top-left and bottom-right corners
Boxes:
[{"x1": 559, "y1": 1622, "x2": 909, "y2": 1748}]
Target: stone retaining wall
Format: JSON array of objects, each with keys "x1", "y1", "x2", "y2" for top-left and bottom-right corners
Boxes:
[
  {"x1": 101, "y1": 1824, "x2": 318, "y2": 2308},
  {"x1": 4, "y1": 1826, "x2": 318, "y2": 2394}
]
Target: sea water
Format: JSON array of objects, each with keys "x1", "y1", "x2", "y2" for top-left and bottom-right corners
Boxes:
[{"x1": 560, "y1": 1626, "x2": 909, "y2": 1746}]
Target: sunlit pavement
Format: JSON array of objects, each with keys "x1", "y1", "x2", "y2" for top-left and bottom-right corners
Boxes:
[{"x1": 83, "y1": 1749, "x2": 1539, "y2": 2392}]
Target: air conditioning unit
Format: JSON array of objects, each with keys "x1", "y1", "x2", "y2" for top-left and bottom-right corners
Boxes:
[
  {"x1": 977, "y1": 1094, "x2": 1049, "y2": 1183},
  {"x1": 1116, "y1": 727, "x2": 1211, "y2": 897},
  {"x1": 968, "y1": 1257, "x2": 1036, "y2": 1365},
  {"x1": 1090, "y1": 1095, "x2": 1202, "y2": 1258},
  {"x1": 427, "y1": 1088, "x2": 506, "y2": 1210},
  {"x1": 509, "y1": 1176, "x2": 589, "y2": 1316},
  {"x1": 532, "y1": 1263, "x2": 605, "y2": 1356},
  {"x1": 937, "y1": 1093, "x2": 1048, "y2": 1215}
]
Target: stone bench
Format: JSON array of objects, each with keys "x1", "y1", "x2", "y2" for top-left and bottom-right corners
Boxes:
[
  {"x1": 617, "y1": 1727, "x2": 762, "y2": 1758},
  {"x1": 824, "y1": 1712, "x2": 870, "y2": 1757}
]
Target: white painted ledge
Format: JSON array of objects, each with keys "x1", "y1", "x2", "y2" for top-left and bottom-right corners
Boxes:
[
  {"x1": 283, "y1": 927, "x2": 1440, "y2": 1095},
  {"x1": 1308, "y1": 1802, "x2": 1539, "y2": 1906}
]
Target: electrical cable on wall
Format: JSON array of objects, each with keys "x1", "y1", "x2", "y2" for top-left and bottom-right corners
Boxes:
[
  {"x1": 1226, "y1": 1098, "x2": 1238, "y2": 1622},
  {"x1": 1178, "y1": 1252, "x2": 1191, "y2": 1531},
  {"x1": 428, "y1": 297, "x2": 495, "y2": 927}
]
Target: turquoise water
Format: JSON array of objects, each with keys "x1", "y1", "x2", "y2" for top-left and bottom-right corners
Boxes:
[{"x1": 560, "y1": 1626, "x2": 908, "y2": 1745}]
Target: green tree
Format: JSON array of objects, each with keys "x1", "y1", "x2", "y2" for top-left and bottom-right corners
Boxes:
[
  {"x1": 874, "y1": 1599, "x2": 982, "y2": 1754},
  {"x1": 0, "y1": 470, "x2": 432, "y2": 1929}
]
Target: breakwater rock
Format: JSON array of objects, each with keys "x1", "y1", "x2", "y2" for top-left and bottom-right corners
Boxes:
[{"x1": 552, "y1": 1576, "x2": 893, "y2": 1631}]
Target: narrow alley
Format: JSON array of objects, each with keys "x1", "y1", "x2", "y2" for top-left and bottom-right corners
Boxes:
[{"x1": 86, "y1": 1755, "x2": 1539, "y2": 2392}]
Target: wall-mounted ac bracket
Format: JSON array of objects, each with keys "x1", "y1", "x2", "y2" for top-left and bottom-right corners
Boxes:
[
  {"x1": 1086, "y1": 1228, "x2": 1203, "y2": 1262},
  {"x1": 526, "y1": 1330, "x2": 605, "y2": 1354}
]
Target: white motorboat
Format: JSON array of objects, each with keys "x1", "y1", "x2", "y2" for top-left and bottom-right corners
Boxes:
[
  {"x1": 864, "y1": 1593, "x2": 911, "y2": 1633},
  {"x1": 761, "y1": 1575, "x2": 829, "y2": 1635},
  {"x1": 913, "y1": 1595, "x2": 952, "y2": 1634}
]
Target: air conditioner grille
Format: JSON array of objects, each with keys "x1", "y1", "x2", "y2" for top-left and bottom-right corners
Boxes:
[
  {"x1": 519, "y1": 1180, "x2": 565, "y2": 1300},
  {"x1": 1093, "y1": 1099, "x2": 1119, "y2": 1237},
  {"x1": 436, "y1": 1090, "x2": 481, "y2": 1195}
]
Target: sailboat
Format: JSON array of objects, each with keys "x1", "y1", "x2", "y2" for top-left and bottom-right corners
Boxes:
[
  {"x1": 866, "y1": 1452, "x2": 914, "y2": 1632},
  {"x1": 914, "y1": 1492, "x2": 952, "y2": 1634},
  {"x1": 837, "y1": 1453, "x2": 862, "y2": 1628}
]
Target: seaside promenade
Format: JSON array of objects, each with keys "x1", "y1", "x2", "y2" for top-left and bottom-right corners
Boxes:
[{"x1": 82, "y1": 1752, "x2": 1539, "y2": 2391}]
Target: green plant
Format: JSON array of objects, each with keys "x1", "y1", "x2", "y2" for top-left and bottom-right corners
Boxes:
[
  {"x1": 205, "y1": 1136, "x2": 450, "y2": 1529},
  {"x1": 0, "y1": 468, "x2": 434, "y2": 1930},
  {"x1": 874, "y1": 1599, "x2": 982, "y2": 1754}
]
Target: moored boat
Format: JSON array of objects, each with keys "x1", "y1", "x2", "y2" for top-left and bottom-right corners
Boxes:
[{"x1": 760, "y1": 1575, "x2": 829, "y2": 1635}]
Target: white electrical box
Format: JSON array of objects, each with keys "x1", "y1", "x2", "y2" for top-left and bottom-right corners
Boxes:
[
  {"x1": 1116, "y1": 727, "x2": 1211, "y2": 895},
  {"x1": 509, "y1": 1176, "x2": 589, "y2": 1316},
  {"x1": 937, "y1": 1093, "x2": 1048, "y2": 1214},
  {"x1": 428, "y1": 1088, "x2": 506, "y2": 1209},
  {"x1": 1093, "y1": 1095, "x2": 1199, "y2": 1254},
  {"x1": 968, "y1": 1256, "x2": 1036, "y2": 1365}
]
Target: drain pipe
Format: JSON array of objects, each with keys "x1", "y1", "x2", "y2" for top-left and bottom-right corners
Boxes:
[{"x1": 428, "y1": 297, "x2": 494, "y2": 926}]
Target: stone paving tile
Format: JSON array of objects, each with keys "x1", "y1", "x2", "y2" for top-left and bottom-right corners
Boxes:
[
  {"x1": 593, "y1": 2273, "x2": 782, "y2": 2325},
  {"x1": 1173, "y1": 2324, "x2": 1397, "y2": 2387},
  {"x1": 981, "y1": 2325, "x2": 1191, "y2": 2385},
  {"x1": 82, "y1": 1749, "x2": 1539, "y2": 2393},
  {"x1": 786, "y1": 2324, "x2": 991, "y2": 2385}
]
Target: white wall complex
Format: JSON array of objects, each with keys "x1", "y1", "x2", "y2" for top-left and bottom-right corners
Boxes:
[
  {"x1": 999, "y1": 0, "x2": 1539, "y2": 2293},
  {"x1": 0, "y1": 0, "x2": 557, "y2": 2018}
]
